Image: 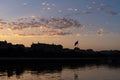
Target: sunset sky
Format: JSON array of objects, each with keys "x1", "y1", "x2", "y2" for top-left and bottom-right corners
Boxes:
[{"x1": 0, "y1": 0, "x2": 120, "y2": 50}]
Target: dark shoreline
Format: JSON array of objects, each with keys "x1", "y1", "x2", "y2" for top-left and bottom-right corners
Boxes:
[
  {"x1": 0, "y1": 57, "x2": 119, "y2": 60},
  {"x1": 0, "y1": 41, "x2": 120, "y2": 60},
  {"x1": 0, "y1": 57, "x2": 120, "y2": 63}
]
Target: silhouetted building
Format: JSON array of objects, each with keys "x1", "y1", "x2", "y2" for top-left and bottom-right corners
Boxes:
[{"x1": 31, "y1": 43, "x2": 63, "y2": 53}]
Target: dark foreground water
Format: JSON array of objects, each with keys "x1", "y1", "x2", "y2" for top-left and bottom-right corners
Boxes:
[{"x1": 0, "y1": 60, "x2": 120, "y2": 80}]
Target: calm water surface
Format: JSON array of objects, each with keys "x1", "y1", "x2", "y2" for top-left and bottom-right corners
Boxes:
[{"x1": 0, "y1": 61, "x2": 120, "y2": 80}]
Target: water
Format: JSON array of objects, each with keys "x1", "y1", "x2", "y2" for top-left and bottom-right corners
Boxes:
[{"x1": 0, "y1": 61, "x2": 120, "y2": 80}]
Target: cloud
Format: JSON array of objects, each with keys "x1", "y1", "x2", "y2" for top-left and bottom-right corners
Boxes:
[
  {"x1": 49, "y1": 31, "x2": 72, "y2": 36},
  {"x1": 42, "y1": 2, "x2": 46, "y2": 6},
  {"x1": 22, "y1": 3, "x2": 28, "y2": 6},
  {"x1": 0, "y1": 24, "x2": 3, "y2": 30},
  {"x1": 0, "y1": 15, "x2": 84, "y2": 37},
  {"x1": 87, "y1": 6, "x2": 94, "y2": 10},
  {"x1": 14, "y1": 30, "x2": 72, "y2": 37},
  {"x1": 6, "y1": 16, "x2": 83, "y2": 36},
  {"x1": 15, "y1": 33, "x2": 43, "y2": 37},
  {"x1": 97, "y1": 28, "x2": 104, "y2": 36},
  {"x1": 8, "y1": 16, "x2": 83, "y2": 30},
  {"x1": 97, "y1": 6, "x2": 106, "y2": 11},
  {"x1": 47, "y1": 7, "x2": 51, "y2": 10},
  {"x1": 68, "y1": 8, "x2": 78, "y2": 12},
  {"x1": 92, "y1": 1, "x2": 96, "y2": 4},
  {"x1": 76, "y1": 33, "x2": 81, "y2": 37},
  {"x1": 48, "y1": 17, "x2": 82, "y2": 29},
  {"x1": 107, "y1": 11, "x2": 118, "y2": 16},
  {"x1": 63, "y1": 2, "x2": 119, "y2": 17},
  {"x1": 83, "y1": 11, "x2": 93, "y2": 14},
  {"x1": 97, "y1": 4, "x2": 118, "y2": 16},
  {"x1": 97, "y1": 4, "x2": 112, "y2": 11},
  {"x1": 41, "y1": 2, "x2": 55, "y2": 11},
  {"x1": 0, "y1": 20, "x2": 7, "y2": 30}
]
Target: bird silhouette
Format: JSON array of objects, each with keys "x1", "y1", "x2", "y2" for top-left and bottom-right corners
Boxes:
[{"x1": 74, "y1": 41, "x2": 78, "y2": 46}]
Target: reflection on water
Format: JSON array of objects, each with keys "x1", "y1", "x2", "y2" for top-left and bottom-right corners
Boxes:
[{"x1": 0, "y1": 60, "x2": 120, "y2": 80}]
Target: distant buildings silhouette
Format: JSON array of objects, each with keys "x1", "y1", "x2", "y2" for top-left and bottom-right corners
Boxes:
[{"x1": 0, "y1": 40, "x2": 120, "y2": 59}]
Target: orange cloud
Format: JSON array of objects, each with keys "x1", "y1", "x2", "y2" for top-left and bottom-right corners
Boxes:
[
  {"x1": 76, "y1": 33, "x2": 81, "y2": 37},
  {"x1": 0, "y1": 20, "x2": 7, "y2": 30},
  {"x1": 6, "y1": 16, "x2": 83, "y2": 36}
]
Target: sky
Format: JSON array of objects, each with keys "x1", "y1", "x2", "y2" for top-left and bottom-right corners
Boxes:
[{"x1": 0, "y1": 0, "x2": 120, "y2": 50}]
